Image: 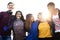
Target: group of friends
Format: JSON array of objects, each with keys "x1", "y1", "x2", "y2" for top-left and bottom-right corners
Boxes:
[{"x1": 0, "y1": 2, "x2": 60, "y2": 40}]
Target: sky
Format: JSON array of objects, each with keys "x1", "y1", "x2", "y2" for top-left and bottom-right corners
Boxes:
[{"x1": 0, "y1": 0, "x2": 60, "y2": 20}]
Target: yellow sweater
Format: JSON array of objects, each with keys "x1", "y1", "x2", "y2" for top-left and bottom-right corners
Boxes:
[{"x1": 38, "y1": 22, "x2": 52, "y2": 38}]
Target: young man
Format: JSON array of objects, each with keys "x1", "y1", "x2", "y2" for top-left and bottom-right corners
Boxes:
[
  {"x1": 47, "y1": 2, "x2": 60, "y2": 40},
  {"x1": 0, "y1": 2, "x2": 14, "y2": 40}
]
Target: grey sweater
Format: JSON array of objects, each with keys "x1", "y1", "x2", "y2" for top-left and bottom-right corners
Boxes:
[{"x1": 13, "y1": 19, "x2": 26, "y2": 40}]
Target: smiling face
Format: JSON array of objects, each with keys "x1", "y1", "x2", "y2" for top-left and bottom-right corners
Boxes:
[
  {"x1": 16, "y1": 12, "x2": 22, "y2": 19},
  {"x1": 7, "y1": 3, "x2": 14, "y2": 10}
]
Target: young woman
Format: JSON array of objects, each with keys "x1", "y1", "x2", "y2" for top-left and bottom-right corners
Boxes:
[
  {"x1": 13, "y1": 11, "x2": 26, "y2": 40},
  {"x1": 38, "y1": 13, "x2": 55, "y2": 40},
  {"x1": 26, "y1": 13, "x2": 41, "y2": 40}
]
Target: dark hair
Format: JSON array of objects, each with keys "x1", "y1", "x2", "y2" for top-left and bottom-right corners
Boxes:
[
  {"x1": 25, "y1": 14, "x2": 33, "y2": 31},
  {"x1": 14, "y1": 11, "x2": 25, "y2": 22},
  {"x1": 47, "y1": 2, "x2": 55, "y2": 6},
  {"x1": 8, "y1": 2, "x2": 13, "y2": 5},
  {"x1": 58, "y1": 9, "x2": 60, "y2": 18}
]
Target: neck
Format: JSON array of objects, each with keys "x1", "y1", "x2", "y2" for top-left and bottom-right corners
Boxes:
[
  {"x1": 8, "y1": 10, "x2": 12, "y2": 12},
  {"x1": 17, "y1": 19, "x2": 20, "y2": 20},
  {"x1": 40, "y1": 20, "x2": 47, "y2": 22}
]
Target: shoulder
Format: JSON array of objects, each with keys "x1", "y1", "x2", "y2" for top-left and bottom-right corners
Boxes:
[
  {"x1": 0, "y1": 11, "x2": 7, "y2": 13},
  {"x1": 31, "y1": 21, "x2": 39, "y2": 27},
  {"x1": 32, "y1": 21, "x2": 39, "y2": 24}
]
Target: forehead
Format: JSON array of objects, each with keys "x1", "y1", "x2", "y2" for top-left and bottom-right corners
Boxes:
[
  {"x1": 16, "y1": 12, "x2": 21, "y2": 14},
  {"x1": 48, "y1": 5, "x2": 55, "y2": 8},
  {"x1": 8, "y1": 3, "x2": 14, "y2": 6}
]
